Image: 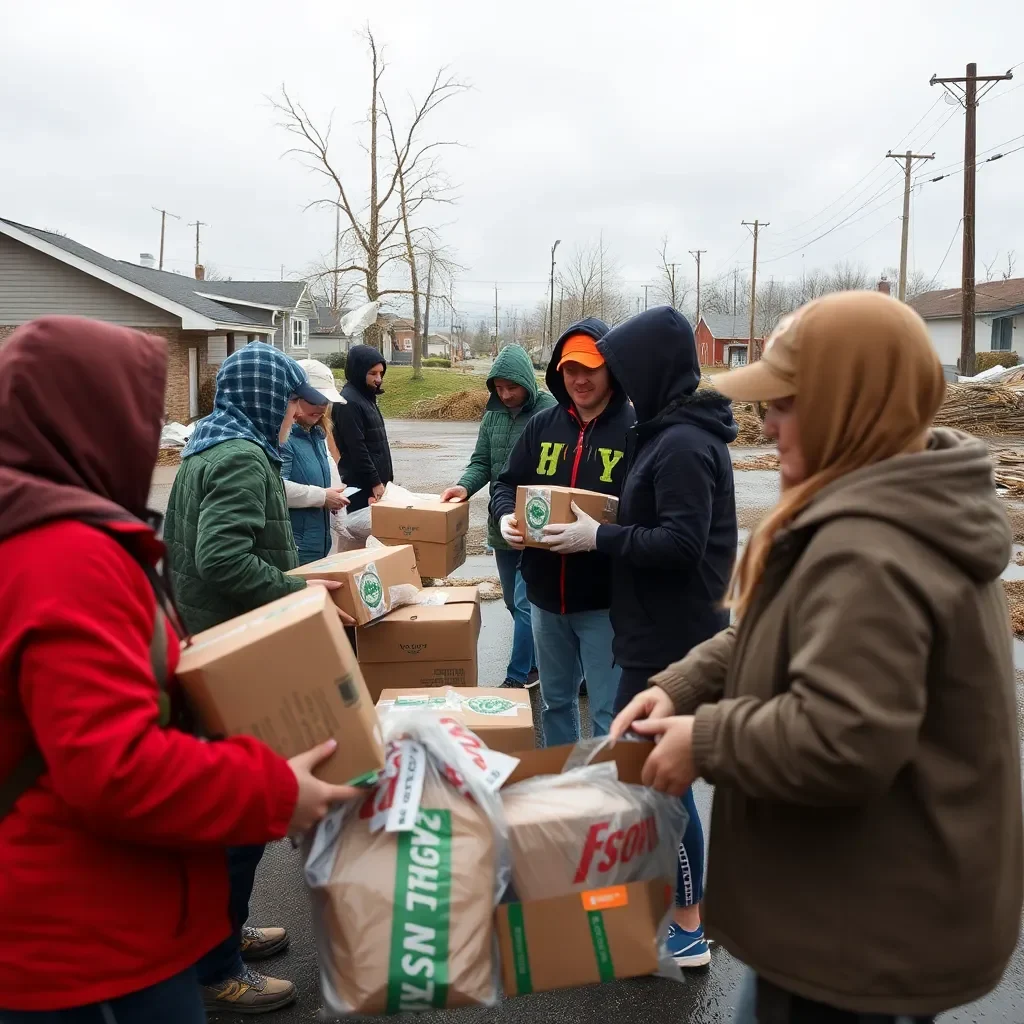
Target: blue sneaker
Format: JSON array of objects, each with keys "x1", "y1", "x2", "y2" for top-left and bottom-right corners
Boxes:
[{"x1": 666, "y1": 923, "x2": 711, "y2": 968}]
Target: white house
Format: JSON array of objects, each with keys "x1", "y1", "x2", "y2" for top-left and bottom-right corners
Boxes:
[{"x1": 911, "y1": 279, "x2": 1024, "y2": 371}]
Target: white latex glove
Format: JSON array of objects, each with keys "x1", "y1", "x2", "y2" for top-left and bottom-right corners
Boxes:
[
  {"x1": 541, "y1": 501, "x2": 600, "y2": 554},
  {"x1": 500, "y1": 513, "x2": 525, "y2": 549}
]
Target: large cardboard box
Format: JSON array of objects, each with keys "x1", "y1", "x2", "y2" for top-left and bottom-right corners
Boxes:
[
  {"x1": 515, "y1": 485, "x2": 619, "y2": 548},
  {"x1": 375, "y1": 687, "x2": 534, "y2": 754},
  {"x1": 174, "y1": 587, "x2": 385, "y2": 785},
  {"x1": 372, "y1": 498, "x2": 469, "y2": 577},
  {"x1": 286, "y1": 545, "x2": 421, "y2": 626},
  {"x1": 496, "y1": 879, "x2": 673, "y2": 995},
  {"x1": 357, "y1": 586, "x2": 481, "y2": 700}
]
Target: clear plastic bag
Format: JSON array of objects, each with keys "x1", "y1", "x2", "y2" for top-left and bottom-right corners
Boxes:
[
  {"x1": 305, "y1": 712, "x2": 516, "y2": 1017},
  {"x1": 331, "y1": 505, "x2": 373, "y2": 552}
]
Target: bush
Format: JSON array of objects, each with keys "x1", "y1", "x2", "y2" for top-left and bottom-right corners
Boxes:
[
  {"x1": 323, "y1": 351, "x2": 347, "y2": 370},
  {"x1": 423, "y1": 357, "x2": 451, "y2": 368},
  {"x1": 974, "y1": 351, "x2": 1019, "y2": 373}
]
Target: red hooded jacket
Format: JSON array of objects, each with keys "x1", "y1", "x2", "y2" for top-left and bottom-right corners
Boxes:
[{"x1": 0, "y1": 318, "x2": 299, "y2": 1011}]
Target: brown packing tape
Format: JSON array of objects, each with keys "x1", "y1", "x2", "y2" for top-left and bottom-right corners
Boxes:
[
  {"x1": 495, "y1": 879, "x2": 672, "y2": 995},
  {"x1": 175, "y1": 587, "x2": 385, "y2": 785},
  {"x1": 371, "y1": 499, "x2": 470, "y2": 545}
]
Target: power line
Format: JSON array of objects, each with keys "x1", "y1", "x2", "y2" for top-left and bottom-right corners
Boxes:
[{"x1": 924, "y1": 219, "x2": 964, "y2": 291}]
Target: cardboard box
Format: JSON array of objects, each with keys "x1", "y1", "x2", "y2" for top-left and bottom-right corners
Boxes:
[
  {"x1": 174, "y1": 587, "x2": 385, "y2": 786},
  {"x1": 515, "y1": 485, "x2": 619, "y2": 548},
  {"x1": 356, "y1": 586, "x2": 481, "y2": 699},
  {"x1": 496, "y1": 879, "x2": 673, "y2": 995},
  {"x1": 371, "y1": 497, "x2": 470, "y2": 545},
  {"x1": 380, "y1": 533, "x2": 467, "y2": 579},
  {"x1": 375, "y1": 687, "x2": 535, "y2": 754},
  {"x1": 286, "y1": 545, "x2": 421, "y2": 626}
]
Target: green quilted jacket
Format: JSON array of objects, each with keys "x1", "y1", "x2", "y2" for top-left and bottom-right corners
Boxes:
[
  {"x1": 458, "y1": 344, "x2": 557, "y2": 551},
  {"x1": 164, "y1": 438, "x2": 306, "y2": 634}
]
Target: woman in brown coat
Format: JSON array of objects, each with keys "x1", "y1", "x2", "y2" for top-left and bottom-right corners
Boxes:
[{"x1": 613, "y1": 291, "x2": 1023, "y2": 1023}]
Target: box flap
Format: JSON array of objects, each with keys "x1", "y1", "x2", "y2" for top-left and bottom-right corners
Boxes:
[{"x1": 504, "y1": 740, "x2": 652, "y2": 787}]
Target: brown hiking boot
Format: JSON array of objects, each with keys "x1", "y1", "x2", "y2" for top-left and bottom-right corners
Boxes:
[
  {"x1": 201, "y1": 967, "x2": 297, "y2": 1015},
  {"x1": 241, "y1": 924, "x2": 290, "y2": 961}
]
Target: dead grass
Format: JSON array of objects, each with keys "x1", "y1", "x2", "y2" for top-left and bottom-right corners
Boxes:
[{"x1": 1004, "y1": 580, "x2": 1024, "y2": 637}]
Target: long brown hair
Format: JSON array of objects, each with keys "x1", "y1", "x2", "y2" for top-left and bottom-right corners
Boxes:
[
  {"x1": 726, "y1": 292, "x2": 946, "y2": 619},
  {"x1": 320, "y1": 405, "x2": 340, "y2": 464}
]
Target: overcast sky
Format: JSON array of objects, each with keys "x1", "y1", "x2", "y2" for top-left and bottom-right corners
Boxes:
[{"x1": 3, "y1": 0, "x2": 1023, "y2": 327}]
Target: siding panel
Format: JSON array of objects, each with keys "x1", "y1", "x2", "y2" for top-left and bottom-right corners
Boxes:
[{"x1": 0, "y1": 235, "x2": 179, "y2": 327}]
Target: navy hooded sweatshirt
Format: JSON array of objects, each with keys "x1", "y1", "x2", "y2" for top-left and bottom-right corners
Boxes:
[
  {"x1": 332, "y1": 344, "x2": 393, "y2": 512},
  {"x1": 490, "y1": 319, "x2": 635, "y2": 615},
  {"x1": 595, "y1": 306, "x2": 738, "y2": 670}
]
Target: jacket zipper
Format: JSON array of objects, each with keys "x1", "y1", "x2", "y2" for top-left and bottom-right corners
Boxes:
[{"x1": 561, "y1": 410, "x2": 592, "y2": 614}]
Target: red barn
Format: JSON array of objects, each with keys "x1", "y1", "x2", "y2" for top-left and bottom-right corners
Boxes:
[{"x1": 694, "y1": 313, "x2": 763, "y2": 368}]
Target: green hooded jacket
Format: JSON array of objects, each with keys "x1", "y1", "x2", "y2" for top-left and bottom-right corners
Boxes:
[{"x1": 458, "y1": 344, "x2": 557, "y2": 551}]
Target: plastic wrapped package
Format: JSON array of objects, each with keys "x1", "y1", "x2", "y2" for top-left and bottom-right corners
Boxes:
[
  {"x1": 305, "y1": 712, "x2": 517, "y2": 1017},
  {"x1": 501, "y1": 755, "x2": 687, "y2": 901}
]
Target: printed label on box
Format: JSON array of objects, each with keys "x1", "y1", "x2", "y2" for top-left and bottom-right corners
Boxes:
[{"x1": 524, "y1": 488, "x2": 552, "y2": 542}]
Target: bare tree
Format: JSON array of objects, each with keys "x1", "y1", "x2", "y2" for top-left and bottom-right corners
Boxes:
[
  {"x1": 561, "y1": 244, "x2": 601, "y2": 322},
  {"x1": 1004, "y1": 251, "x2": 1017, "y2": 281},
  {"x1": 827, "y1": 261, "x2": 869, "y2": 292},
  {"x1": 982, "y1": 252, "x2": 1001, "y2": 282},
  {"x1": 272, "y1": 28, "x2": 465, "y2": 351},
  {"x1": 655, "y1": 236, "x2": 692, "y2": 313}
]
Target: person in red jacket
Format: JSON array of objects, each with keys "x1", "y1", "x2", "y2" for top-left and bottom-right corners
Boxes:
[{"x1": 0, "y1": 317, "x2": 356, "y2": 1023}]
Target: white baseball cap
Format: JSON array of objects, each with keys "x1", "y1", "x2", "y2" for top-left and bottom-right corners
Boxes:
[{"x1": 296, "y1": 358, "x2": 345, "y2": 404}]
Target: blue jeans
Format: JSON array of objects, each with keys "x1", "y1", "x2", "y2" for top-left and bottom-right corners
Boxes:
[
  {"x1": 0, "y1": 968, "x2": 205, "y2": 1023},
  {"x1": 195, "y1": 843, "x2": 265, "y2": 986},
  {"x1": 732, "y1": 971, "x2": 935, "y2": 1023},
  {"x1": 530, "y1": 605, "x2": 619, "y2": 747},
  {"x1": 617, "y1": 667, "x2": 705, "y2": 909},
  {"x1": 493, "y1": 549, "x2": 535, "y2": 684}
]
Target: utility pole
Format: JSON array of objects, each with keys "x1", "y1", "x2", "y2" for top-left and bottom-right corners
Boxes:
[
  {"x1": 188, "y1": 221, "x2": 208, "y2": 280},
  {"x1": 733, "y1": 269, "x2": 738, "y2": 316},
  {"x1": 152, "y1": 207, "x2": 180, "y2": 271},
  {"x1": 558, "y1": 287, "x2": 564, "y2": 337},
  {"x1": 742, "y1": 220, "x2": 769, "y2": 364},
  {"x1": 689, "y1": 249, "x2": 706, "y2": 321},
  {"x1": 494, "y1": 284, "x2": 499, "y2": 357},
  {"x1": 885, "y1": 150, "x2": 934, "y2": 301},
  {"x1": 931, "y1": 62, "x2": 1014, "y2": 376},
  {"x1": 548, "y1": 239, "x2": 561, "y2": 358},
  {"x1": 333, "y1": 203, "x2": 341, "y2": 310},
  {"x1": 668, "y1": 263, "x2": 680, "y2": 309},
  {"x1": 643, "y1": 284, "x2": 649, "y2": 311}
]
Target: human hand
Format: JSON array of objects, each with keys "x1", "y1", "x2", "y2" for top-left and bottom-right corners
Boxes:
[
  {"x1": 304, "y1": 579, "x2": 355, "y2": 624},
  {"x1": 368, "y1": 483, "x2": 386, "y2": 505},
  {"x1": 287, "y1": 738, "x2": 360, "y2": 835},
  {"x1": 324, "y1": 488, "x2": 349, "y2": 511},
  {"x1": 541, "y1": 501, "x2": 599, "y2": 554},
  {"x1": 631, "y1": 716, "x2": 698, "y2": 796},
  {"x1": 500, "y1": 513, "x2": 525, "y2": 549},
  {"x1": 441, "y1": 485, "x2": 468, "y2": 503},
  {"x1": 610, "y1": 685, "x2": 675, "y2": 741}
]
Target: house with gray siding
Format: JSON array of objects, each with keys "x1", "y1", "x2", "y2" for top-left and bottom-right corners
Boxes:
[{"x1": 0, "y1": 218, "x2": 320, "y2": 423}]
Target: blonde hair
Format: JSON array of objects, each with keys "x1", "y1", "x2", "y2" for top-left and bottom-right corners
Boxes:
[
  {"x1": 725, "y1": 292, "x2": 945, "y2": 619},
  {"x1": 320, "y1": 405, "x2": 340, "y2": 464}
]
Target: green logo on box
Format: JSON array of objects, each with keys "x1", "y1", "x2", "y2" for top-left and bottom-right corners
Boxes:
[
  {"x1": 525, "y1": 496, "x2": 550, "y2": 531},
  {"x1": 465, "y1": 696, "x2": 517, "y2": 716},
  {"x1": 359, "y1": 570, "x2": 384, "y2": 610}
]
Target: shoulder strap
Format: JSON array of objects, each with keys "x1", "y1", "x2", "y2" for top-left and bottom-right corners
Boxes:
[{"x1": 0, "y1": 566, "x2": 173, "y2": 823}]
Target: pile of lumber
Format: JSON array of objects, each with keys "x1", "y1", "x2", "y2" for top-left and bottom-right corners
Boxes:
[
  {"x1": 990, "y1": 449, "x2": 1024, "y2": 495},
  {"x1": 408, "y1": 390, "x2": 490, "y2": 420},
  {"x1": 933, "y1": 383, "x2": 1024, "y2": 437}
]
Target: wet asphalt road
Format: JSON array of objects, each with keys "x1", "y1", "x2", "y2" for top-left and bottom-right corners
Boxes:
[{"x1": 151, "y1": 421, "x2": 1024, "y2": 1023}]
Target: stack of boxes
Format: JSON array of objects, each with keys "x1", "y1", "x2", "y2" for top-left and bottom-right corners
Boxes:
[{"x1": 371, "y1": 496, "x2": 469, "y2": 578}]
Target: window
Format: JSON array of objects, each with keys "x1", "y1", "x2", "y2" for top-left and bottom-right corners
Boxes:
[
  {"x1": 291, "y1": 317, "x2": 308, "y2": 349},
  {"x1": 992, "y1": 317, "x2": 1013, "y2": 352}
]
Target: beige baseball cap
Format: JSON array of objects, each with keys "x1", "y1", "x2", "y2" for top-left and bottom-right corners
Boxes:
[
  {"x1": 296, "y1": 358, "x2": 345, "y2": 404},
  {"x1": 714, "y1": 308, "x2": 803, "y2": 403}
]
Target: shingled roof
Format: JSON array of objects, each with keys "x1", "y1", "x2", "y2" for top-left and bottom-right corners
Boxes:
[{"x1": 910, "y1": 278, "x2": 1024, "y2": 319}]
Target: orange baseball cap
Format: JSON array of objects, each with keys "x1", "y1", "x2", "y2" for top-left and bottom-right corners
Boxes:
[{"x1": 556, "y1": 333, "x2": 605, "y2": 371}]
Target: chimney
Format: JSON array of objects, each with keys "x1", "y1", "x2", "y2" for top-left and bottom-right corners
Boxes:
[
  {"x1": 139, "y1": 253, "x2": 156, "y2": 269},
  {"x1": 195, "y1": 264, "x2": 205, "y2": 281},
  {"x1": 877, "y1": 278, "x2": 891, "y2": 296}
]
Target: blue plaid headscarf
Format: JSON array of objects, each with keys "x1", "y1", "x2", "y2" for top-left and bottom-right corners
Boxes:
[{"x1": 182, "y1": 343, "x2": 307, "y2": 464}]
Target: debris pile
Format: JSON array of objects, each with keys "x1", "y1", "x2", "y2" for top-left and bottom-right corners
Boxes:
[
  {"x1": 934, "y1": 384, "x2": 1024, "y2": 437},
  {"x1": 1003, "y1": 580, "x2": 1024, "y2": 637},
  {"x1": 991, "y1": 450, "x2": 1024, "y2": 495},
  {"x1": 408, "y1": 390, "x2": 490, "y2": 420},
  {"x1": 734, "y1": 453, "x2": 780, "y2": 471},
  {"x1": 732, "y1": 408, "x2": 769, "y2": 446}
]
